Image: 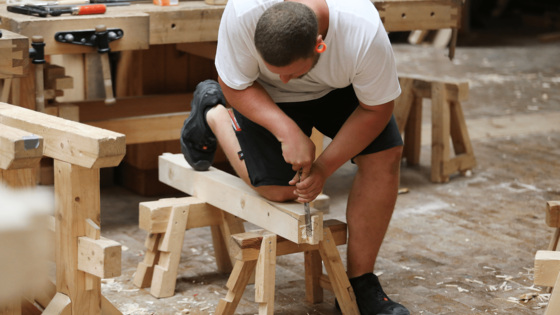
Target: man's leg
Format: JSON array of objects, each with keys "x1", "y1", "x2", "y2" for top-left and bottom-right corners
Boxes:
[
  {"x1": 206, "y1": 105, "x2": 296, "y2": 202},
  {"x1": 346, "y1": 145, "x2": 403, "y2": 278}
]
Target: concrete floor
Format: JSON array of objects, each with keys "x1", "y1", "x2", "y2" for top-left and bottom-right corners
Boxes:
[{"x1": 89, "y1": 42, "x2": 560, "y2": 315}]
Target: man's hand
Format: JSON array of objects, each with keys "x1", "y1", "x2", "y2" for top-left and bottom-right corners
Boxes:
[
  {"x1": 289, "y1": 162, "x2": 328, "y2": 203},
  {"x1": 280, "y1": 129, "x2": 316, "y2": 179}
]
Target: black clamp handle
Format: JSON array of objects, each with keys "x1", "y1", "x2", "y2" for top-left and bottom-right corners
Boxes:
[
  {"x1": 29, "y1": 36, "x2": 46, "y2": 64},
  {"x1": 95, "y1": 25, "x2": 110, "y2": 54}
]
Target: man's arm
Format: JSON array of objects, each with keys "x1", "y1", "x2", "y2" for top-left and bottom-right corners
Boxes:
[
  {"x1": 218, "y1": 77, "x2": 316, "y2": 177},
  {"x1": 291, "y1": 100, "x2": 394, "y2": 202}
]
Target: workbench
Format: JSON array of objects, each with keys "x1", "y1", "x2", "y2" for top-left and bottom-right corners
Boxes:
[{"x1": 0, "y1": 0, "x2": 463, "y2": 193}]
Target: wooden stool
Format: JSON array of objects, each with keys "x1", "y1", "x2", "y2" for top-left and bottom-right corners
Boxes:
[
  {"x1": 133, "y1": 197, "x2": 247, "y2": 298},
  {"x1": 394, "y1": 74, "x2": 476, "y2": 183},
  {"x1": 215, "y1": 220, "x2": 360, "y2": 315}
]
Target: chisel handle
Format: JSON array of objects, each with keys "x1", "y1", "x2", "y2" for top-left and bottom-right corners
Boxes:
[{"x1": 71, "y1": 3, "x2": 105, "y2": 14}]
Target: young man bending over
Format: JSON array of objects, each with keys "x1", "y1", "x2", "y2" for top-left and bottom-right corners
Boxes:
[{"x1": 180, "y1": 1, "x2": 408, "y2": 314}]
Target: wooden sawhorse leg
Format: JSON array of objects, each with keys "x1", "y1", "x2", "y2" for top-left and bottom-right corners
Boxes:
[
  {"x1": 216, "y1": 223, "x2": 359, "y2": 315},
  {"x1": 133, "y1": 233, "x2": 162, "y2": 288}
]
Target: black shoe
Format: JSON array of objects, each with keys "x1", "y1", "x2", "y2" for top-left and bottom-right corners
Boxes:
[
  {"x1": 180, "y1": 80, "x2": 226, "y2": 171},
  {"x1": 335, "y1": 273, "x2": 409, "y2": 315}
]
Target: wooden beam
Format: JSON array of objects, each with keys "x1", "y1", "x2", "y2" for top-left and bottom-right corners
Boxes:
[
  {"x1": 546, "y1": 201, "x2": 560, "y2": 228},
  {"x1": 0, "y1": 30, "x2": 29, "y2": 79},
  {"x1": 0, "y1": 103, "x2": 125, "y2": 168},
  {"x1": 305, "y1": 250, "x2": 324, "y2": 304},
  {"x1": 535, "y1": 250, "x2": 560, "y2": 287},
  {"x1": 400, "y1": 74, "x2": 469, "y2": 102},
  {"x1": 77, "y1": 236, "x2": 122, "y2": 279},
  {"x1": 230, "y1": 220, "x2": 347, "y2": 261},
  {"x1": 74, "y1": 93, "x2": 192, "y2": 123},
  {"x1": 374, "y1": 0, "x2": 462, "y2": 32},
  {"x1": 159, "y1": 153, "x2": 323, "y2": 245},
  {"x1": 0, "y1": 123, "x2": 43, "y2": 170},
  {"x1": 87, "y1": 112, "x2": 189, "y2": 145},
  {"x1": 139, "y1": 197, "x2": 223, "y2": 233},
  {"x1": 255, "y1": 233, "x2": 276, "y2": 315},
  {"x1": 42, "y1": 292, "x2": 71, "y2": 315}
]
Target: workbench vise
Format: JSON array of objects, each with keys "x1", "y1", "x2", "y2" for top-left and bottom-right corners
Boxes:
[{"x1": 29, "y1": 36, "x2": 46, "y2": 112}]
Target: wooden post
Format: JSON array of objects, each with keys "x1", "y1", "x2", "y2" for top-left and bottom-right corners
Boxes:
[
  {"x1": 403, "y1": 96, "x2": 422, "y2": 166},
  {"x1": 54, "y1": 160, "x2": 102, "y2": 315},
  {"x1": 304, "y1": 250, "x2": 323, "y2": 304},
  {"x1": 215, "y1": 260, "x2": 258, "y2": 315},
  {"x1": 255, "y1": 234, "x2": 276, "y2": 315},
  {"x1": 133, "y1": 233, "x2": 162, "y2": 288},
  {"x1": 430, "y1": 82, "x2": 450, "y2": 183},
  {"x1": 393, "y1": 78, "x2": 415, "y2": 132},
  {"x1": 545, "y1": 270, "x2": 560, "y2": 315}
]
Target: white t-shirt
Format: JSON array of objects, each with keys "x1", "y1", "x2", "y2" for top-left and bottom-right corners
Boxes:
[{"x1": 215, "y1": 0, "x2": 400, "y2": 106}]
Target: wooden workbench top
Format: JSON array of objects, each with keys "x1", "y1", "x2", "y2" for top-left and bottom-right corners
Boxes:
[{"x1": 0, "y1": 0, "x2": 460, "y2": 55}]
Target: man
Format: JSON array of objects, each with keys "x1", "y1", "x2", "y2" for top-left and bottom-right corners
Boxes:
[{"x1": 180, "y1": 0, "x2": 408, "y2": 314}]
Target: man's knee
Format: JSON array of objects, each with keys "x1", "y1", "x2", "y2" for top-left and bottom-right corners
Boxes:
[
  {"x1": 355, "y1": 146, "x2": 403, "y2": 176},
  {"x1": 255, "y1": 186, "x2": 297, "y2": 202}
]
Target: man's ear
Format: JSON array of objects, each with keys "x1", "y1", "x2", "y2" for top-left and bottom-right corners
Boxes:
[{"x1": 315, "y1": 35, "x2": 327, "y2": 53}]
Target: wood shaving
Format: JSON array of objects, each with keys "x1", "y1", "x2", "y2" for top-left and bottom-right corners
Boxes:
[
  {"x1": 446, "y1": 285, "x2": 458, "y2": 288},
  {"x1": 414, "y1": 276, "x2": 425, "y2": 280},
  {"x1": 200, "y1": 307, "x2": 210, "y2": 311},
  {"x1": 458, "y1": 287, "x2": 469, "y2": 293}
]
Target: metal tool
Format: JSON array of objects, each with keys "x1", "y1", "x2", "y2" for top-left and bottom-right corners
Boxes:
[
  {"x1": 7, "y1": 0, "x2": 89, "y2": 5},
  {"x1": 7, "y1": 4, "x2": 106, "y2": 17},
  {"x1": 298, "y1": 169, "x2": 312, "y2": 237}
]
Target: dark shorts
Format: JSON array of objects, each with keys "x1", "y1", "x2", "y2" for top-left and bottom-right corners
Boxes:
[{"x1": 232, "y1": 85, "x2": 403, "y2": 187}]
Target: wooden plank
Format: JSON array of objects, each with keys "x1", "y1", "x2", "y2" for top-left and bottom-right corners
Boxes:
[
  {"x1": 545, "y1": 268, "x2": 560, "y2": 315},
  {"x1": 1, "y1": 10, "x2": 149, "y2": 55},
  {"x1": 304, "y1": 250, "x2": 323, "y2": 304},
  {"x1": 318, "y1": 228, "x2": 360, "y2": 315},
  {"x1": 0, "y1": 123, "x2": 43, "y2": 170},
  {"x1": 546, "y1": 201, "x2": 560, "y2": 228},
  {"x1": 54, "y1": 161, "x2": 101, "y2": 315},
  {"x1": 150, "y1": 204, "x2": 190, "y2": 298},
  {"x1": 534, "y1": 250, "x2": 560, "y2": 287},
  {"x1": 42, "y1": 292, "x2": 71, "y2": 315},
  {"x1": 84, "y1": 53, "x2": 105, "y2": 100},
  {"x1": 255, "y1": 233, "x2": 276, "y2": 315},
  {"x1": 374, "y1": 0, "x2": 461, "y2": 32},
  {"x1": 77, "y1": 236, "x2": 121, "y2": 279},
  {"x1": 115, "y1": 50, "x2": 143, "y2": 98},
  {"x1": 87, "y1": 112, "x2": 189, "y2": 145},
  {"x1": 159, "y1": 153, "x2": 323, "y2": 245},
  {"x1": 139, "y1": 197, "x2": 223, "y2": 233},
  {"x1": 403, "y1": 96, "x2": 422, "y2": 166},
  {"x1": 50, "y1": 54, "x2": 85, "y2": 103},
  {"x1": 230, "y1": 220, "x2": 347, "y2": 261},
  {"x1": 0, "y1": 103, "x2": 125, "y2": 168},
  {"x1": 430, "y1": 82, "x2": 450, "y2": 183},
  {"x1": 0, "y1": 29, "x2": 29, "y2": 79},
  {"x1": 215, "y1": 260, "x2": 258, "y2": 315},
  {"x1": 176, "y1": 42, "x2": 217, "y2": 60},
  {"x1": 74, "y1": 93, "x2": 192, "y2": 122}
]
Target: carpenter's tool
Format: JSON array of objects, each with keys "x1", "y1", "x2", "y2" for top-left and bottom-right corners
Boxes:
[
  {"x1": 7, "y1": 0, "x2": 90, "y2": 5},
  {"x1": 7, "y1": 4, "x2": 106, "y2": 17},
  {"x1": 29, "y1": 36, "x2": 46, "y2": 112},
  {"x1": 95, "y1": 25, "x2": 116, "y2": 105},
  {"x1": 298, "y1": 169, "x2": 312, "y2": 237}
]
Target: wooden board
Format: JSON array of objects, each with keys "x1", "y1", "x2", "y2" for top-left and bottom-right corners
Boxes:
[
  {"x1": 0, "y1": 10, "x2": 150, "y2": 55},
  {"x1": 159, "y1": 153, "x2": 323, "y2": 244},
  {"x1": 0, "y1": 103, "x2": 125, "y2": 169},
  {"x1": 374, "y1": 0, "x2": 461, "y2": 32},
  {"x1": 0, "y1": 123, "x2": 43, "y2": 170},
  {"x1": 546, "y1": 201, "x2": 560, "y2": 228},
  {"x1": 0, "y1": 29, "x2": 29, "y2": 79},
  {"x1": 77, "y1": 236, "x2": 122, "y2": 279}
]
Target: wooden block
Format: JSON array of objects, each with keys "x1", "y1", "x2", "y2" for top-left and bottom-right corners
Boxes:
[
  {"x1": 535, "y1": 250, "x2": 560, "y2": 287},
  {"x1": 176, "y1": 42, "x2": 217, "y2": 60},
  {"x1": 150, "y1": 204, "x2": 190, "y2": 298},
  {"x1": 546, "y1": 201, "x2": 560, "y2": 228},
  {"x1": 46, "y1": 76, "x2": 73, "y2": 91},
  {"x1": 318, "y1": 228, "x2": 360, "y2": 315},
  {"x1": 215, "y1": 260, "x2": 258, "y2": 315},
  {"x1": 159, "y1": 153, "x2": 323, "y2": 245},
  {"x1": 0, "y1": 11, "x2": 149, "y2": 55},
  {"x1": 545, "y1": 268, "x2": 560, "y2": 315},
  {"x1": 41, "y1": 292, "x2": 71, "y2": 315},
  {"x1": 57, "y1": 104, "x2": 80, "y2": 122},
  {"x1": 77, "y1": 237, "x2": 122, "y2": 279},
  {"x1": 255, "y1": 233, "x2": 276, "y2": 315},
  {"x1": 305, "y1": 250, "x2": 323, "y2": 304},
  {"x1": 0, "y1": 103, "x2": 125, "y2": 168},
  {"x1": 0, "y1": 30, "x2": 29, "y2": 79},
  {"x1": 375, "y1": 0, "x2": 461, "y2": 32},
  {"x1": 230, "y1": 220, "x2": 347, "y2": 261},
  {"x1": 44, "y1": 90, "x2": 64, "y2": 101},
  {"x1": 54, "y1": 161, "x2": 102, "y2": 315},
  {"x1": 44, "y1": 64, "x2": 66, "y2": 81},
  {"x1": 75, "y1": 93, "x2": 192, "y2": 122},
  {"x1": 0, "y1": 168, "x2": 37, "y2": 188},
  {"x1": 50, "y1": 54, "x2": 85, "y2": 103},
  {"x1": 88, "y1": 111, "x2": 189, "y2": 145},
  {"x1": 0, "y1": 123, "x2": 43, "y2": 170},
  {"x1": 430, "y1": 82, "x2": 450, "y2": 183}
]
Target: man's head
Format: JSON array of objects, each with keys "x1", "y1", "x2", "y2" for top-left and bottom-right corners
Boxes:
[{"x1": 255, "y1": 1, "x2": 325, "y2": 83}]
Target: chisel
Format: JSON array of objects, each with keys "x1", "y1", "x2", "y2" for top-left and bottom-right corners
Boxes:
[{"x1": 298, "y1": 169, "x2": 312, "y2": 237}]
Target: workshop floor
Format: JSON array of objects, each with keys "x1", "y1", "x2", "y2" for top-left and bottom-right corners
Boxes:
[{"x1": 83, "y1": 42, "x2": 560, "y2": 315}]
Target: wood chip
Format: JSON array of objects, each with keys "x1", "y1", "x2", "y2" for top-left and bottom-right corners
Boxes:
[
  {"x1": 446, "y1": 285, "x2": 458, "y2": 288},
  {"x1": 414, "y1": 276, "x2": 425, "y2": 280},
  {"x1": 458, "y1": 287, "x2": 469, "y2": 293}
]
